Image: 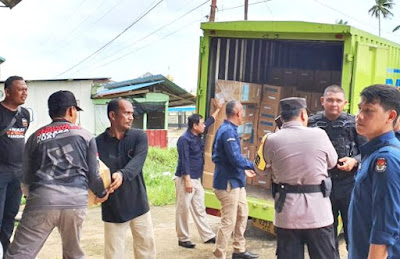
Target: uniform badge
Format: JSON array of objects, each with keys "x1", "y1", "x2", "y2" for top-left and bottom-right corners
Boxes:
[
  {"x1": 375, "y1": 158, "x2": 387, "y2": 173},
  {"x1": 22, "y1": 118, "x2": 28, "y2": 127}
]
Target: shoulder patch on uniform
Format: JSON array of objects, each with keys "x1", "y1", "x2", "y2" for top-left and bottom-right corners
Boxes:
[
  {"x1": 226, "y1": 138, "x2": 235, "y2": 142},
  {"x1": 375, "y1": 157, "x2": 387, "y2": 173}
]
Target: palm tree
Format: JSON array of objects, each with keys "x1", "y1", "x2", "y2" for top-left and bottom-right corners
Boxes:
[
  {"x1": 369, "y1": 0, "x2": 394, "y2": 36},
  {"x1": 336, "y1": 19, "x2": 348, "y2": 25}
]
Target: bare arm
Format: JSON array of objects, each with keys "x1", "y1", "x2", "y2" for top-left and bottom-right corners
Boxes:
[{"x1": 368, "y1": 244, "x2": 387, "y2": 259}]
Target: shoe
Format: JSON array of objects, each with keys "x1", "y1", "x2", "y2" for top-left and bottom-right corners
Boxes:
[
  {"x1": 232, "y1": 251, "x2": 259, "y2": 259},
  {"x1": 178, "y1": 240, "x2": 196, "y2": 248},
  {"x1": 204, "y1": 237, "x2": 216, "y2": 244}
]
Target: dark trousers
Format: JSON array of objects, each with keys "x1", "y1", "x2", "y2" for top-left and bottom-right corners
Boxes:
[
  {"x1": 331, "y1": 194, "x2": 351, "y2": 251},
  {"x1": 0, "y1": 175, "x2": 22, "y2": 254},
  {"x1": 276, "y1": 225, "x2": 337, "y2": 259}
]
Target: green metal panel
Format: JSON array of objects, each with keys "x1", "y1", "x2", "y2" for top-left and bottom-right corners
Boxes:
[
  {"x1": 349, "y1": 42, "x2": 389, "y2": 114},
  {"x1": 197, "y1": 35, "x2": 209, "y2": 117},
  {"x1": 204, "y1": 189, "x2": 275, "y2": 222}
]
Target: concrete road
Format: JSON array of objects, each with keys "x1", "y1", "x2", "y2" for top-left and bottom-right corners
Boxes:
[{"x1": 37, "y1": 205, "x2": 347, "y2": 258}]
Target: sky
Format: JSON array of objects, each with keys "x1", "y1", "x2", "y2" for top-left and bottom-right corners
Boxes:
[{"x1": 1, "y1": 0, "x2": 400, "y2": 93}]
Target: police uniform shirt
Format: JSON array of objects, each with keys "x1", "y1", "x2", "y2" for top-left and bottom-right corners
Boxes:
[
  {"x1": 348, "y1": 131, "x2": 400, "y2": 259},
  {"x1": 263, "y1": 121, "x2": 338, "y2": 229}
]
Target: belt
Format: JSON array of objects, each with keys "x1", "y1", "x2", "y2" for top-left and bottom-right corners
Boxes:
[{"x1": 272, "y1": 182, "x2": 324, "y2": 213}]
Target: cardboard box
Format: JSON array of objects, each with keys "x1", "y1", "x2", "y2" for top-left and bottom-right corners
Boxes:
[
  {"x1": 268, "y1": 68, "x2": 284, "y2": 85},
  {"x1": 261, "y1": 85, "x2": 296, "y2": 103},
  {"x1": 254, "y1": 173, "x2": 272, "y2": 189},
  {"x1": 204, "y1": 134, "x2": 215, "y2": 154},
  {"x1": 331, "y1": 71, "x2": 342, "y2": 86},
  {"x1": 314, "y1": 71, "x2": 332, "y2": 92},
  {"x1": 216, "y1": 80, "x2": 261, "y2": 103},
  {"x1": 204, "y1": 152, "x2": 215, "y2": 173},
  {"x1": 283, "y1": 69, "x2": 297, "y2": 86},
  {"x1": 88, "y1": 159, "x2": 111, "y2": 207},
  {"x1": 202, "y1": 171, "x2": 214, "y2": 189},
  {"x1": 246, "y1": 175, "x2": 253, "y2": 185},
  {"x1": 258, "y1": 119, "x2": 275, "y2": 137},
  {"x1": 243, "y1": 104, "x2": 258, "y2": 123},
  {"x1": 297, "y1": 70, "x2": 314, "y2": 90},
  {"x1": 238, "y1": 122, "x2": 254, "y2": 140},
  {"x1": 259, "y1": 101, "x2": 279, "y2": 117}
]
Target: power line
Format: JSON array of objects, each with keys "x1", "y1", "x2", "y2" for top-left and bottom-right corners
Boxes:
[
  {"x1": 65, "y1": 0, "x2": 210, "y2": 77},
  {"x1": 94, "y1": 0, "x2": 210, "y2": 64},
  {"x1": 310, "y1": 0, "x2": 395, "y2": 37},
  {"x1": 219, "y1": 0, "x2": 271, "y2": 12},
  {"x1": 80, "y1": 18, "x2": 203, "y2": 74},
  {"x1": 55, "y1": 0, "x2": 164, "y2": 78}
]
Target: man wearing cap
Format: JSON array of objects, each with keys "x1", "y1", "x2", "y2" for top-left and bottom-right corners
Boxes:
[
  {"x1": 96, "y1": 98, "x2": 156, "y2": 259},
  {"x1": 0, "y1": 76, "x2": 29, "y2": 253},
  {"x1": 256, "y1": 97, "x2": 338, "y2": 259},
  {"x1": 212, "y1": 100, "x2": 258, "y2": 259},
  {"x1": 6, "y1": 90, "x2": 109, "y2": 259}
]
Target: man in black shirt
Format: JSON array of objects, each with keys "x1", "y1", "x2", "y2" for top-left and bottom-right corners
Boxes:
[
  {"x1": 96, "y1": 98, "x2": 156, "y2": 259},
  {"x1": 0, "y1": 76, "x2": 29, "y2": 253},
  {"x1": 174, "y1": 101, "x2": 222, "y2": 249}
]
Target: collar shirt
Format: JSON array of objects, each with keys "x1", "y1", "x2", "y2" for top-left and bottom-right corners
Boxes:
[
  {"x1": 96, "y1": 128, "x2": 150, "y2": 223},
  {"x1": 175, "y1": 117, "x2": 214, "y2": 179},
  {"x1": 212, "y1": 120, "x2": 254, "y2": 190},
  {"x1": 264, "y1": 121, "x2": 337, "y2": 229},
  {"x1": 348, "y1": 131, "x2": 400, "y2": 259}
]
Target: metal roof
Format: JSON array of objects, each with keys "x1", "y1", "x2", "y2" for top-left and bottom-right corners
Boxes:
[
  {"x1": 0, "y1": 56, "x2": 5, "y2": 64},
  {"x1": 93, "y1": 74, "x2": 196, "y2": 107},
  {"x1": 0, "y1": 0, "x2": 22, "y2": 8}
]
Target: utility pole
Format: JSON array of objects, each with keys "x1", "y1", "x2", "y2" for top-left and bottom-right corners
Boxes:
[
  {"x1": 244, "y1": 0, "x2": 249, "y2": 20},
  {"x1": 210, "y1": 0, "x2": 217, "y2": 22}
]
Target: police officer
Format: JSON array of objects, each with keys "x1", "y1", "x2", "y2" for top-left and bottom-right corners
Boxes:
[
  {"x1": 256, "y1": 97, "x2": 337, "y2": 258},
  {"x1": 212, "y1": 100, "x2": 258, "y2": 259},
  {"x1": 308, "y1": 85, "x2": 366, "y2": 252},
  {"x1": 348, "y1": 84, "x2": 400, "y2": 258}
]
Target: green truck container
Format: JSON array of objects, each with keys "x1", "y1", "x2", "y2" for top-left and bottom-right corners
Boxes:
[{"x1": 196, "y1": 21, "x2": 400, "y2": 230}]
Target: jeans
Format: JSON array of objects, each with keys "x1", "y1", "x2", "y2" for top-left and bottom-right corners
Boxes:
[{"x1": 0, "y1": 174, "x2": 22, "y2": 254}]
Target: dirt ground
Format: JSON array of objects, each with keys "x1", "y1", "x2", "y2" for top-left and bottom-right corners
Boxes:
[{"x1": 34, "y1": 205, "x2": 348, "y2": 259}]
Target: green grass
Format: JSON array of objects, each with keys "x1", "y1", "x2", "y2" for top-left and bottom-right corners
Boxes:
[{"x1": 144, "y1": 147, "x2": 178, "y2": 206}]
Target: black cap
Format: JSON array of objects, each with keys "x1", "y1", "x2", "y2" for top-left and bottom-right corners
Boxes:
[
  {"x1": 280, "y1": 97, "x2": 307, "y2": 113},
  {"x1": 48, "y1": 90, "x2": 83, "y2": 112}
]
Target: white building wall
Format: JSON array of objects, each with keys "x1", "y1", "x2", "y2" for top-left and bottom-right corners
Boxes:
[{"x1": 1, "y1": 80, "x2": 97, "y2": 138}]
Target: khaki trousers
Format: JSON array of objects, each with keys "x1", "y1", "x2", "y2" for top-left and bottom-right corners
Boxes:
[
  {"x1": 104, "y1": 211, "x2": 156, "y2": 259},
  {"x1": 213, "y1": 185, "x2": 248, "y2": 259},
  {"x1": 6, "y1": 208, "x2": 86, "y2": 259},
  {"x1": 175, "y1": 177, "x2": 215, "y2": 242}
]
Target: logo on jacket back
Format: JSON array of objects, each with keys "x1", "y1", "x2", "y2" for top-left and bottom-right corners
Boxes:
[{"x1": 36, "y1": 124, "x2": 80, "y2": 143}]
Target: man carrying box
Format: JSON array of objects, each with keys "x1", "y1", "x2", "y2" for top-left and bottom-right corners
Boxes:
[
  {"x1": 174, "y1": 99, "x2": 222, "y2": 249},
  {"x1": 6, "y1": 91, "x2": 109, "y2": 258},
  {"x1": 96, "y1": 98, "x2": 156, "y2": 259}
]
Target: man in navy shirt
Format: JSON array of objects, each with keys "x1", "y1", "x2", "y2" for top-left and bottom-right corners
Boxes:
[
  {"x1": 349, "y1": 84, "x2": 400, "y2": 259},
  {"x1": 174, "y1": 100, "x2": 222, "y2": 249},
  {"x1": 212, "y1": 100, "x2": 258, "y2": 259}
]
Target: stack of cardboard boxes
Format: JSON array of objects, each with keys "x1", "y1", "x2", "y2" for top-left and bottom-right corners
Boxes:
[{"x1": 202, "y1": 69, "x2": 342, "y2": 190}]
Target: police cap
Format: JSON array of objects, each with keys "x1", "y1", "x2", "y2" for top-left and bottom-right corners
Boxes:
[{"x1": 279, "y1": 97, "x2": 307, "y2": 112}]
